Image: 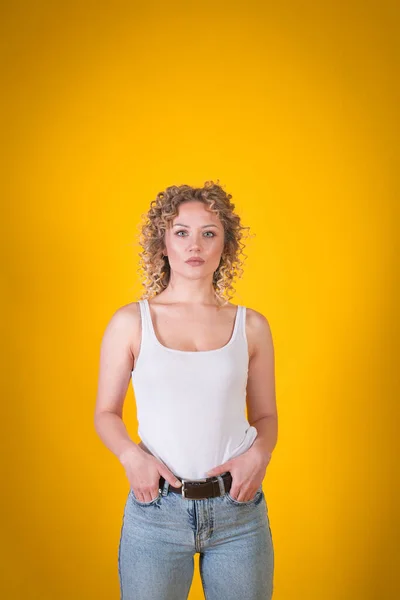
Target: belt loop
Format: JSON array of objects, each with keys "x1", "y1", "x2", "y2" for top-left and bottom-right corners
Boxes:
[
  {"x1": 161, "y1": 477, "x2": 170, "y2": 497},
  {"x1": 216, "y1": 475, "x2": 226, "y2": 496}
]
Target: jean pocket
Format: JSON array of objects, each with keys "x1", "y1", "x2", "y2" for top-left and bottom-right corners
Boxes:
[
  {"x1": 129, "y1": 487, "x2": 162, "y2": 506},
  {"x1": 226, "y1": 484, "x2": 264, "y2": 506}
]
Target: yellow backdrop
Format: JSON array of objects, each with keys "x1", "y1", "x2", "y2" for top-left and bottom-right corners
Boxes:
[{"x1": 1, "y1": 1, "x2": 398, "y2": 599}]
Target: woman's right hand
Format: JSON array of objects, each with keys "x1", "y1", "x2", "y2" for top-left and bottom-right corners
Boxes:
[{"x1": 120, "y1": 445, "x2": 182, "y2": 503}]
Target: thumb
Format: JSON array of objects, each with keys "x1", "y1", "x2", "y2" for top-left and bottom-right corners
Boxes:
[
  {"x1": 205, "y1": 462, "x2": 231, "y2": 478},
  {"x1": 160, "y1": 467, "x2": 182, "y2": 487}
]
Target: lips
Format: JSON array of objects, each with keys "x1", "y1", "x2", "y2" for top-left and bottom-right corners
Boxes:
[{"x1": 186, "y1": 258, "x2": 204, "y2": 264}]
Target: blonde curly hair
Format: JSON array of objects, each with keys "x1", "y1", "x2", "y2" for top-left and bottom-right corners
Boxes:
[{"x1": 136, "y1": 180, "x2": 252, "y2": 306}]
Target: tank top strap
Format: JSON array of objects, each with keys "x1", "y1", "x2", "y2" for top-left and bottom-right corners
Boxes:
[
  {"x1": 138, "y1": 299, "x2": 153, "y2": 339},
  {"x1": 228, "y1": 304, "x2": 246, "y2": 346},
  {"x1": 238, "y1": 305, "x2": 247, "y2": 341}
]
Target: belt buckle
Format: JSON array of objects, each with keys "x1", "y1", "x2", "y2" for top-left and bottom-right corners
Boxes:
[
  {"x1": 181, "y1": 477, "x2": 217, "y2": 499},
  {"x1": 181, "y1": 479, "x2": 187, "y2": 499}
]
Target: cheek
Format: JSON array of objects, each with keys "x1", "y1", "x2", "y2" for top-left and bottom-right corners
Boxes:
[
  {"x1": 211, "y1": 240, "x2": 225, "y2": 259},
  {"x1": 167, "y1": 242, "x2": 183, "y2": 259},
  {"x1": 164, "y1": 235, "x2": 180, "y2": 255}
]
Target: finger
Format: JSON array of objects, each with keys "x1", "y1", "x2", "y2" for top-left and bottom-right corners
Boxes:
[
  {"x1": 135, "y1": 487, "x2": 159, "y2": 502},
  {"x1": 239, "y1": 489, "x2": 257, "y2": 502},
  {"x1": 231, "y1": 487, "x2": 252, "y2": 502},
  {"x1": 230, "y1": 487, "x2": 240, "y2": 501},
  {"x1": 146, "y1": 487, "x2": 160, "y2": 502},
  {"x1": 158, "y1": 466, "x2": 182, "y2": 487}
]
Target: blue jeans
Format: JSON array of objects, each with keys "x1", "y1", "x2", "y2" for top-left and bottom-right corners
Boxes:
[{"x1": 118, "y1": 474, "x2": 274, "y2": 599}]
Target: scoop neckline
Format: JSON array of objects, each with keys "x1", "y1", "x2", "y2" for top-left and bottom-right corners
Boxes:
[{"x1": 143, "y1": 299, "x2": 241, "y2": 354}]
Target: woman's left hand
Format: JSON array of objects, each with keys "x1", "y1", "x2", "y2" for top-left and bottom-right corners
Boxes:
[{"x1": 205, "y1": 445, "x2": 272, "y2": 502}]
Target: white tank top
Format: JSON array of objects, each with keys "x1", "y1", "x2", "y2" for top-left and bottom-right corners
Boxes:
[{"x1": 131, "y1": 299, "x2": 258, "y2": 481}]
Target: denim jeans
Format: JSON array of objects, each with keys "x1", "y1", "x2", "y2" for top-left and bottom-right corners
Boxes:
[{"x1": 118, "y1": 473, "x2": 274, "y2": 599}]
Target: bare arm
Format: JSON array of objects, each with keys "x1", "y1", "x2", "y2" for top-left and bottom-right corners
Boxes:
[
  {"x1": 93, "y1": 305, "x2": 143, "y2": 466},
  {"x1": 245, "y1": 308, "x2": 278, "y2": 462}
]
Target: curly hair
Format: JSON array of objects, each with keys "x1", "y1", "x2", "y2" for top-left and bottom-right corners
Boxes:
[{"x1": 135, "y1": 180, "x2": 252, "y2": 306}]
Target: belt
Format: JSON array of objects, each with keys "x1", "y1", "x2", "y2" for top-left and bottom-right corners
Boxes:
[{"x1": 159, "y1": 472, "x2": 233, "y2": 500}]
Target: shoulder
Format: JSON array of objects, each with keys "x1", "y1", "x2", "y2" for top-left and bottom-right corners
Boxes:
[
  {"x1": 107, "y1": 301, "x2": 141, "y2": 327},
  {"x1": 101, "y1": 301, "x2": 141, "y2": 350},
  {"x1": 244, "y1": 306, "x2": 274, "y2": 358},
  {"x1": 245, "y1": 306, "x2": 271, "y2": 329}
]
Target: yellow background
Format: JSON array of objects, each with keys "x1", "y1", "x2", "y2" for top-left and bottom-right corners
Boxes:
[{"x1": 1, "y1": 1, "x2": 398, "y2": 598}]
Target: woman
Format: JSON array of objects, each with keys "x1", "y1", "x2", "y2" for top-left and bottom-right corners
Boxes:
[{"x1": 94, "y1": 181, "x2": 277, "y2": 599}]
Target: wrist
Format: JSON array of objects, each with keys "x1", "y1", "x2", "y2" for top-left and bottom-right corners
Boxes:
[
  {"x1": 250, "y1": 440, "x2": 273, "y2": 465},
  {"x1": 118, "y1": 443, "x2": 142, "y2": 466}
]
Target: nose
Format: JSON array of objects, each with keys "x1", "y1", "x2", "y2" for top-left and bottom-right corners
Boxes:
[{"x1": 187, "y1": 232, "x2": 203, "y2": 251}]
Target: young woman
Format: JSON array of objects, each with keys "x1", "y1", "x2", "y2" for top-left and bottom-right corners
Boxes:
[{"x1": 94, "y1": 181, "x2": 278, "y2": 599}]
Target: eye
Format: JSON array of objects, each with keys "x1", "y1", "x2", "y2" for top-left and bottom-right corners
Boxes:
[{"x1": 174, "y1": 230, "x2": 215, "y2": 238}]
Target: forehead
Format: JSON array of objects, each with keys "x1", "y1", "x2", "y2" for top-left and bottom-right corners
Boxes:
[{"x1": 173, "y1": 201, "x2": 220, "y2": 224}]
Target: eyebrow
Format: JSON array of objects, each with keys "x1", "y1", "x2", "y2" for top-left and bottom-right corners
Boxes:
[{"x1": 172, "y1": 223, "x2": 219, "y2": 228}]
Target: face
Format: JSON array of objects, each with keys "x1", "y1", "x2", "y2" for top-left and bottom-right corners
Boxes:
[{"x1": 163, "y1": 201, "x2": 225, "y2": 279}]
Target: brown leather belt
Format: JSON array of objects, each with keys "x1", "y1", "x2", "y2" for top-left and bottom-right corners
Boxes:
[{"x1": 159, "y1": 472, "x2": 233, "y2": 500}]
